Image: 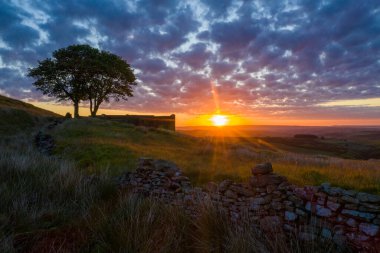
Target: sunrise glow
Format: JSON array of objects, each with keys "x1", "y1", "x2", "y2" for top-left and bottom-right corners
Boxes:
[
  {"x1": 211, "y1": 114, "x2": 228, "y2": 127},
  {"x1": 1, "y1": 0, "x2": 380, "y2": 127}
]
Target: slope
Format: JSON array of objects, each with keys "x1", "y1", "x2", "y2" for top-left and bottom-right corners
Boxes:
[{"x1": 0, "y1": 94, "x2": 60, "y2": 135}]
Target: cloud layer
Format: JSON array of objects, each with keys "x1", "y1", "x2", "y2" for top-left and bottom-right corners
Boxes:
[{"x1": 0, "y1": 0, "x2": 379, "y2": 120}]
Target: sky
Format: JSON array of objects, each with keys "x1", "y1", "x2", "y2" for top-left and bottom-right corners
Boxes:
[{"x1": 0, "y1": 0, "x2": 380, "y2": 126}]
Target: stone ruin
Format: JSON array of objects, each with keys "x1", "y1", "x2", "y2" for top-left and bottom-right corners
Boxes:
[
  {"x1": 98, "y1": 114, "x2": 176, "y2": 131},
  {"x1": 119, "y1": 158, "x2": 380, "y2": 252}
]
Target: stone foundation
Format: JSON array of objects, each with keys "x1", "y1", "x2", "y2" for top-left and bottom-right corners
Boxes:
[{"x1": 119, "y1": 158, "x2": 380, "y2": 252}]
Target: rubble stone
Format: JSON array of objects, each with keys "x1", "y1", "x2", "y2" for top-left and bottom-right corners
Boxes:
[
  {"x1": 251, "y1": 162, "x2": 273, "y2": 175},
  {"x1": 118, "y1": 158, "x2": 380, "y2": 252},
  {"x1": 359, "y1": 223, "x2": 379, "y2": 236}
]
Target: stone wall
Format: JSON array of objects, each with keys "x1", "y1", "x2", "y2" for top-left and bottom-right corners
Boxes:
[
  {"x1": 119, "y1": 158, "x2": 380, "y2": 252},
  {"x1": 98, "y1": 114, "x2": 175, "y2": 131}
]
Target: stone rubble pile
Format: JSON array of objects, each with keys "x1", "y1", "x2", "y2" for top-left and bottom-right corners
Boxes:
[
  {"x1": 34, "y1": 119, "x2": 64, "y2": 155},
  {"x1": 34, "y1": 131, "x2": 55, "y2": 155},
  {"x1": 119, "y1": 158, "x2": 207, "y2": 216},
  {"x1": 119, "y1": 158, "x2": 380, "y2": 252}
]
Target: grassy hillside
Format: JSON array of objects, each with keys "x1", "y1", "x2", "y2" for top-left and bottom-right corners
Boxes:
[
  {"x1": 0, "y1": 137, "x2": 334, "y2": 252},
  {"x1": 52, "y1": 118, "x2": 380, "y2": 193},
  {"x1": 0, "y1": 102, "x2": 377, "y2": 251},
  {"x1": 0, "y1": 95, "x2": 60, "y2": 135}
]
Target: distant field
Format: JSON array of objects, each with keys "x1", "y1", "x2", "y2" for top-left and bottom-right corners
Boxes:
[
  {"x1": 179, "y1": 125, "x2": 380, "y2": 160},
  {"x1": 52, "y1": 118, "x2": 380, "y2": 194}
]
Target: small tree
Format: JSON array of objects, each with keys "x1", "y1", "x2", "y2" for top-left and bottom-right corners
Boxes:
[
  {"x1": 28, "y1": 45, "x2": 98, "y2": 118},
  {"x1": 29, "y1": 44, "x2": 136, "y2": 117},
  {"x1": 87, "y1": 51, "x2": 136, "y2": 116}
]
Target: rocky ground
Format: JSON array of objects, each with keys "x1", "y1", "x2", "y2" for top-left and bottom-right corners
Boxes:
[
  {"x1": 119, "y1": 158, "x2": 380, "y2": 252},
  {"x1": 34, "y1": 119, "x2": 63, "y2": 155}
]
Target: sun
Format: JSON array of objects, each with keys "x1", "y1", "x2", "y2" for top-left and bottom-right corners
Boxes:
[{"x1": 211, "y1": 114, "x2": 228, "y2": 127}]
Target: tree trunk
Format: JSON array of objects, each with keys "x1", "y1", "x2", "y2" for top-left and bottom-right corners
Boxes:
[
  {"x1": 92, "y1": 104, "x2": 100, "y2": 117},
  {"x1": 89, "y1": 99, "x2": 95, "y2": 117},
  {"x1": 74, "y1": 102, "x2": 80, "y2": 118}
]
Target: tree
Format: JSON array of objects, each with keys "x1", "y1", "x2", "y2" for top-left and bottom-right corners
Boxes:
[
  {"x1": 28, "y1": 45, "x2": 98, "y2": 118},
  {"x1": 87, "y1": 50, "x2": 136, "y2": 116},
  {"x1": 28, "y1": 44, "x2": 136, "y2": 117}
]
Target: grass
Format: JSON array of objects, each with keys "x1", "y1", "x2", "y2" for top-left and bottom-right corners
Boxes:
[
  {"x1": 52, "y1": 118, "x2": 380, "y2": 194},
  {"x1": 0, "y1": 95, "x2": 59, "y2": 117},
  {"x1": 0, "y1": 135, "x2": 338, "y2": 252},
  {"x1": 0, "y1": 134, "x2": 117, "y2": 252},
  {"x1": 0, "y1": 95, "x2": 60, "y2": 135}
]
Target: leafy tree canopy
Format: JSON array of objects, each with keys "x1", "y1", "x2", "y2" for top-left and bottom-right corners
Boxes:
[{"x1": 28, "y1": 44, "x2": 136, "y2": 117}]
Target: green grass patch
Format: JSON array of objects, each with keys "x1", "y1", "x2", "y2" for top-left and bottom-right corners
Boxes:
[{"x1": 51, "y1": 118, "x2": 380, "y2": 193}]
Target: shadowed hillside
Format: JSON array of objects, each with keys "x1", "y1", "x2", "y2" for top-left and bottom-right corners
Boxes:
[{"x1": 0, "y1": 95, "x2": 60, "y2": 135}]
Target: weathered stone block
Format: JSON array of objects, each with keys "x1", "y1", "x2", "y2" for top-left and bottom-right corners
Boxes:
[
  {"x1": 251, "y1": 162, "x2": 273, "y2": 175},
  {"x1": 336, "y1": 215, "x2": 345, "y2": 223},
  {"x1": 346, "y1": 218, "x2": 357, "y2": 227},
  {"x1": 296, "y1": 208, "x2": 307, "y2": 217},
  {"x1": 316, "y1": 205, "x2": 332, "y2": 217},
  {"x1": 341, "y1": 209, "x2": 376, "y2": 221},
  {"x1": 344, "y1": 203, "x2": 359, "y2": 210},
  {"x1": 266, "y1": 184, "x2": 276, "y2": 193},
  {"x1": 320, "y1": 182, "x2": 331, "y2": 191},
  {"x1": 219, "y1": 180, "x2": 233, "y2": 192},
  {"x1": 278, "y1": 181, "x2": 290, "y2": 190},
  {"x1": 229, "y1": 185, "x2": 254, "y2": 197},
  {"x1": 251, "y1": 195, "x2": 272, "y2": 205},
  {"x1": 327, "y1": 196, "x2": 339, "y2": 203},
  {"x1": 342, "y1": 189, "x2": 357, "y2": 197},
  {"x1": 250, "y1": 174, "x2": 285, "y2": 187},
  {"x1": 285, "y1": 211, "x2": 297, "y2": 221},
  {"x1": 327, "y1": 201, "x2": 340, "y2": 211},
  {"x1": 341, "y1": 195, "x2": 359, "y2": 204},
  {"x1": 357, "y1": 192, "x2": 380, "y2": 203},
  {"x1": 321, "y1": 228, "x2": 332, "y2": 239},
  {"x1": 327, "y1": 187, "x2": 343, "y2": 197},
  {"x1": 288, "y1": 195, "x2": 304, "y2": 207},
  {"x1": 359, "y1": 223, "x2": 379, "y2": 236},
  {"x1": 358, "y1": 203, "x2": 380, "y2": 213},
  {"x1": 305, "y1": 201, "x2": 312, "y2": 212},
  {"x1": 317, "y1": 197, "x2": 325, "y2": 205}
]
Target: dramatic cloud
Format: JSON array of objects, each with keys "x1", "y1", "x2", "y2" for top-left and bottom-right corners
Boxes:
[{"x1": 0, "y1": 0, "x2": 379, "y2": 121}]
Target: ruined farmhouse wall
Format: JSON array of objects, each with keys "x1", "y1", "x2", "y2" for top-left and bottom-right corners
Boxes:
[
  {"x1": 98, "y1": 114, "x2": 175, "y2": 131},
  {"x1": 119, "y1": 158, "x2": 380, "y2": 251}
]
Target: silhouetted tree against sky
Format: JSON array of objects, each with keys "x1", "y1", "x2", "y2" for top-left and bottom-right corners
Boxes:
[
  {"x1": 28, "y1": 45, "x2": 96, "y2": 118},
  {"x1": 28, "y1": 44, "x2": 136, "y2": 117},
  {"x1": 87, "y1": 50, "x2": 136, "y2": 116}
]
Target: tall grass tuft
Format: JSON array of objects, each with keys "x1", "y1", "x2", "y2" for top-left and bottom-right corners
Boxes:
[
  {"x1": 85, "y1": 193, "x2": 189, "y2": 252},
  {"x1": 0, "y1": 136, "x2": 116, "y2": 252}
]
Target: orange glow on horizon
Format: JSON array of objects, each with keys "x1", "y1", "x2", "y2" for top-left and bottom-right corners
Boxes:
[
  {"x1": 27, "y1": 102, "x2": 380, "y2": 127},
  {"x1": 210, "y1": 114, "x2": 228, "y2": 127}
]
